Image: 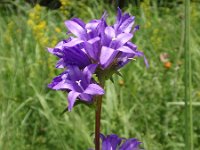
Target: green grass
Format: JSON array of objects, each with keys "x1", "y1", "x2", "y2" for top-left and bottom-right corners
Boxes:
[{"x1": 0, "y1": 1, "x2": 200, "y2": 150}]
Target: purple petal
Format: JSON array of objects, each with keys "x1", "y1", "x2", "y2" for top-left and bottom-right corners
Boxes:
[
  {"x1": 85, "y1": 37, "x2": 101, "y2": 60},
  {"x1": 100, "y1": 133, "x2": 106, "y2": 141},
  {"x1": 62, "y1": 47, "x2": 91, "y2": 68},
  {"x1": 56, "y1": 59, "x2": 64, "y2": 68},
  {"x1": 47, "y1": 48, "x2": 54, "y2": 54},
  {"x1": 132, "y1": 25, "x2": 140, "y2": 34},
  {"x1": 107, "y1": 134, "x2": 122, "y2": 150},
  {"x1": 55, "y1": 41, "x2": 65, "y2": 49},
  {"x1": 114, "y1": 8, "x2": 134, "y2": 34},
  {"x1": 78, "y1": 93, "x2": 93, "y2": 101},
  {"x1": 126, "y1": 42, "x2": 137, "y2": 51},
  {"x1": 67, "y1": 65, "x2": 84, "y2": 81},
  {"x1": 116, "y1": 7, "x2": 122, "y2": 24},
  {"x1": 47, "y1": 41, "x2": 65, "y2": 58},
  {"x1": 110, "y1": 33, "x2": 133, "y2": 49},
  {"x1": 48, "y1": 72, "x2": 77, "y2": 91},
  {"x1": 86, "y1": 20, "x2": 101, "y2": 30},
  {"x1": 116, "y1": 53, "x2": 135, "y2": 69},
  {"x1": 119, "y1": 138, "x2": 141, "y2": 150},
  {"x1": 105, "y1": 26, "x2": 115, "y2": 40},
  {"x1": 116, "y1": 33, "x2": 133, "y2": 45},
  {"x1": 100, "y1": 46, "x2": 119, "y2": 69},
  {"x1": 102, "y1": 139, "x2": 113, "y2": 150},
  {"x1": 83, "y1": 64, "x2": 98, "y2": 83},
  {"x1": 84, "y1": 84, "x2": 104, "y2": 95},
  {"x1": 68, "y1": 91, "x2": 80, "y2": 111},
  {"x1": 63, "y1": 38, "x2": 84, "y2": 47},
  {"x1": 52, "y1": 80, "x2": 75, "y2": 91},
  {"x1": 117, "y1": 46, "x2": 135, "y2": 54},
  {"x1": 65, "y1": 20, "x2": 87, "y2": 40},
  {"x1": 71, "y1": 18, "x2": 85, "y2": 28},
  {"x1": 144, "y1": 56, "x2": 149, "y2": 68},
  {"x1": 48, "y1": 72, "x2": 67, "y2": 88},
  {"x1": 118, "y1": 16, "x2": 135, "y2": 33},
  {"x1": 101, "y1": 11, "x2": 108, "y2": 21},
  {"x1": 87, "y1": 36, "x2": 100, "y2": 44}
]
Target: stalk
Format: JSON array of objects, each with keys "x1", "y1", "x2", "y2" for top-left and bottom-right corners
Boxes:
[
  {"x1": 184, "y1": 0, "x2": 193, "y2": 149},
  {"x1": 95, "y1": 79, "x2": 105, "y2": 150},
  {"x1": 95, "y1": 95, "x2": 103, "y2": 150}
]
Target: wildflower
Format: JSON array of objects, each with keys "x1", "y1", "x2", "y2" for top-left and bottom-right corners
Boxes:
[
  {"x1": 90, "y1": 134, "x2": 142, "y2": 150},
  {"x1": 160, "y1": 53, "x2": 169, "y2": 63},
  {"x1": 63, "y1": 8, "x2": 145, "y2": 70},
  {"x1": 59, "y1": 0, "x2": 71, "y2": 16},
  {"x1": 48, "y1": 39, "x2": 91, "y2": 69},
  {"x1": 48, "y1": 64, "x2": 104, "y2": 111},
  {"x1": 164, "y1": 61, "x2": 172, "y2": 69},
  {"x1": 37, "y1": 21, "x2": 46, "y2": 30},
  {"x1": 27, "y1": 19, "x2": 34, "y2": 26},
  {"x1": 118, "y1": 80, "x2": 124, "y2": 86},
  {"x1": 48, "y1": 8, "x2": 147, "y2": 111},
  {"x1": 55, "y1": 27, "x2": 61, "y2": 33},
  {"x1": 114, "y1": 8, "x2": 138, "y2": 35}
]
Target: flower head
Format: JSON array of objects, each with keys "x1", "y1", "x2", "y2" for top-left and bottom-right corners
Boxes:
[
  {"x1": 48, "y1": 64, "x2": 104, "y2": 111},
  {"x1": 58, "y1": 8, "x2": 146, "y2": 71},
  {"x1": 48, "y1": 39, "x2": 91, "y2": 69},
  {"x1": 101, "y1": 134, "x2": 141, "y2": 150},
  {"x1": 48, "y1": 8, "x2": 147, "y2": 111},
  {"x1": 89, "y1": 133, "x2": 142, "y2": 150}
]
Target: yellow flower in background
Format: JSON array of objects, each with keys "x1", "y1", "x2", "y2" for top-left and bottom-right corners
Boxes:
[
  {"x1": 55, "y1": 27, "x2": 61, "y2": 33},
  {"x1": 191, "y1": 3, "x2": 200, "y2": 24},
  {"x1": 3, "y1": 21, "x2": 14, "y2": 45},
  {"x1": 151, "y1": 28, "x2": 161, "y2": 48},
  {"x1": 59, "y1": 0, "x2": 71, "y2": 16},
  {"x1": 141, "y1": 0, "x2": 151, "y2": 22},
  {"x1": 140, "y1": 0, "x2": 163, "y2": 49},
  {"x1": 37, "y1": 21, "x2": 46, "y2": 30},
  {"x1": 8, "y1": 21, "x2": 14, "y2": 29},
  {"x1": 27, "y1": 4, "x2": 58, "y2": 48},
  {"x1": 144, "y1": 21, "x2": 151, "y2": 29},
  {"x1": 27, "y1": 19, "x2": 34, "y2": 26},
  {"x1": 34, "y1": 4, "x2": 42, "y2": 12}
]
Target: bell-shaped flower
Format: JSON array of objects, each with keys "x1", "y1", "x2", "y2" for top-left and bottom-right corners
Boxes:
[
  {"x1": 64, "y1": 14, "x2": 107, "y2": 63},
  {"x1": 101, "y1": 134, "x2": 142, "y2": 150},
  {"x1": 48, "y1": 39, "x2": 91, "y2": 69},
  {"x1": 99, "y1": 26, "x2": 137, "y2": 69},
  {"x1": 114, "y1": 8, "x2": 139, "y2": 35},
  {"x1": 48, "y1": 64, "x2": 104, "y2": 111},
  {"x1": 89, "y1": 133, "x2": 142, "y2": 150}
]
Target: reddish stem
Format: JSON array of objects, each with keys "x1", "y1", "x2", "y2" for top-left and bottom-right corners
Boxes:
[{"x1": 95, "y1": 95, "x2": 103, "y2": 150}]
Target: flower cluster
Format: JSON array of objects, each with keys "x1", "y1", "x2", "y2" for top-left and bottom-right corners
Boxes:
[
  {"x1": 48, "y1": 8, "x2": 146, "y2": 111},
  {"x1": 90, "y1": 134, "x2": 142, "y2": 150}
]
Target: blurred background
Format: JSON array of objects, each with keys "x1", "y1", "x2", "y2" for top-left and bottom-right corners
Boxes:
[{"x1": 0, "y1": 0, "x2": 200, "y2": 149}]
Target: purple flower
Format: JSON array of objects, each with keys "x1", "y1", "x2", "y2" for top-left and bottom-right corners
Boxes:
[
  {"x1": 101, "y1": 134, "x2": 122, "y2": 150},
  {"x1": 64, "y1": 15, "x2": 107, "y2": 62},
  {"x1": 101, "y1": 134, "x2": 142, "y2": 150},
  {"x1": 48, "y1": 64, "x2": 104, "y2": 111},
  {"x1": 114, "y1": 8, "x2": 139, "y2": 35},
  {"x1": 119, "y1": 138, "x2": 142, "y2": 150},
  {"x1": 61, "y1": 8, "x2": 146, "y2": 70},
  {"x1": 89, "y1": 134, "x2": 142, "y2": 150},
  {"x1": 48, "y1": 8, "x2": 148, "y2": 110},
  {"x1": 48, "y1": 39, "x2": 91, "y2": 69}
]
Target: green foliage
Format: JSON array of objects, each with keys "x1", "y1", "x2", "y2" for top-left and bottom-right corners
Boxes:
[{"x1": 0, "y1": 1, "x2": 200, "y2": 150}]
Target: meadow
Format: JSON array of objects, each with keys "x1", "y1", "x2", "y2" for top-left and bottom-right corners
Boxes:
[{"x1": 0, "y1": 0, "x2": 200, "y2": 149}]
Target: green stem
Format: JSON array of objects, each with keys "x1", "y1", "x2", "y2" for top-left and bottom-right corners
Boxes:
[{"x1": 184, "y1": 0, "x2": 193, "y2": 149}]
